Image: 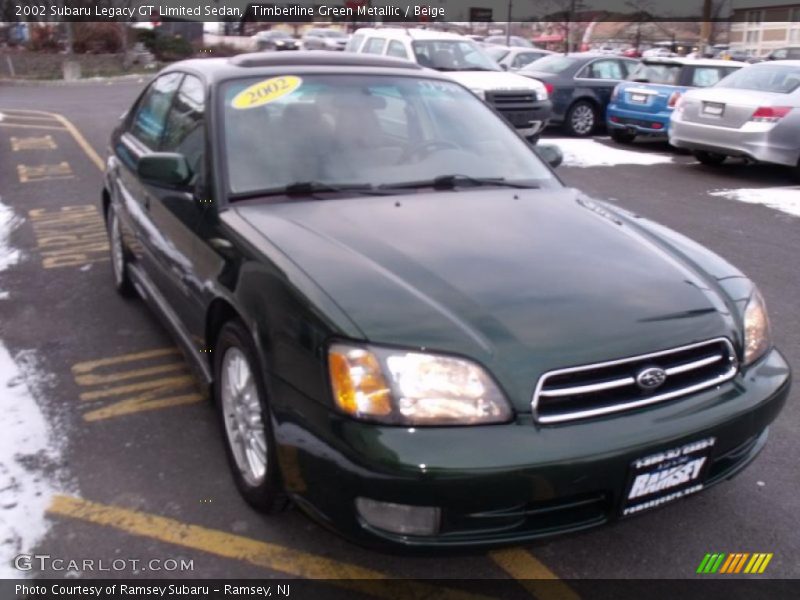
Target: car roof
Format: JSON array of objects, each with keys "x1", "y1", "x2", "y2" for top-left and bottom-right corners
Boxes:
[
  {"x1": 642, "y1": 57, "x2": 747, "y2": 67},
  {"x1": 752, "y1": 59, "x2": 800, "y2": 66},
  {"x1": 353, "y1": 27, "x2": 466, "y2": 41},
  {"x1": 162, "y1": 51, "x2": 428, "y2": 84}
]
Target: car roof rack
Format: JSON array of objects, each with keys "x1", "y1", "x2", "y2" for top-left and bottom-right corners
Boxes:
[{"x1": 229, "y1": 51, "x2": 422, "y2": 70}]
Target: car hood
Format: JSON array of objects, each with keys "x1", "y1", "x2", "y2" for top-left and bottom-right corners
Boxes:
[
  {"x1": 235, "y1": 189, "x2": 739, "y2": 410},
  {"x1": 446, "y1": 70, "x2": 542, "y2": 91}
]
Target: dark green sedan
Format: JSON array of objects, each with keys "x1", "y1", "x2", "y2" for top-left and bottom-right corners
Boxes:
[{"x1": 103, "y1": 51, "x2": 791, "y2": 548}]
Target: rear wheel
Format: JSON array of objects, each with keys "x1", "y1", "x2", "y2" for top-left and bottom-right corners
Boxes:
[
  {"x1": 214, "y1": 319, "x2": 286, "y2": 513},
  {"x1": 610, "y1": 128, "x2": 636, "y2": 144},
  {"x1": 565, "y1": 101, "x2": 597, "y2": 137},
  {"x1": 693, "y1": 150, "x2": 727, "y2": 166}
]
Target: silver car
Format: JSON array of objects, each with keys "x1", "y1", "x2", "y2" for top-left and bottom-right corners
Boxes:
[
  {"x1": 669, "y1": 61, "x2": 800, "y2": 177},
  {"x1": 484, "y1": 46, "x2": 555, "y2": 71}
]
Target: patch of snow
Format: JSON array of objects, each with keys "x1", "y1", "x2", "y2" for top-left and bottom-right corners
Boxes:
[
  {"x1": 548, "y1": 137, "x2": 675, "y2": 168},
  {"x1": 0, "y1": 344, "x2": 70, "y2": 578},
  {"x1": 0, "y1": 199, "x2": 22, "y2": 300},
  {"x1": 709, "y1": 186, "x2": 800, "y2": 218}
]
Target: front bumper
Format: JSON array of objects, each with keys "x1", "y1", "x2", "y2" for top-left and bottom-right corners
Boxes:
[
  {"x1": 669, "y1": 116, "x2": 798, "y2": 166},
  {"x1": 607, "y1": 104, "x2": 671, "y2": 137},
  {"x1": 493, "y1": 98, "x2": 552, "y2": 137},
  {"x1": 271, "y1": 347, "x2": 790, "y2": 549}
]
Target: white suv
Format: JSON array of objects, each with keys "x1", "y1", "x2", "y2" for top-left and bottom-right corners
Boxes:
[{"x1": 347, "y1": 28, "x2": 552, "y2": 140}]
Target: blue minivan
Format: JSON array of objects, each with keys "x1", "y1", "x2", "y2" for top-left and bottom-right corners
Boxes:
[{"x1": 606, "y1": 58, "x2": 745, "y2": 143}]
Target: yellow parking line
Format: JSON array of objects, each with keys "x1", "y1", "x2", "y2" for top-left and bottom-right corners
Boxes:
[
  {"x1": 1, "y1": 108, "x2": 104, "y2": 171},
  {"x1": 0, "y1": 122, "x2": 68, "y2": 131},
  {"x1": 49, "y1": 495, "x2": 495, "y2": 600},
  {"x1": 489, "y1": 548, "x2": 580, "y2": 600}
]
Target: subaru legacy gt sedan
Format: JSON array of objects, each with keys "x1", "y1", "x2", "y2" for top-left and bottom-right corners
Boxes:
[{"x1": 103, "y1": 52, "x2": 790, "y2": 548}]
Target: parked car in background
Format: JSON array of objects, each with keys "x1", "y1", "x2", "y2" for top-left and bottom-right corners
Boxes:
[
  {"x1": 348, "y1": 28, "x2": 552, "y2": 142},
  {"x1": 762, "y1": 46, "x2": 800, "y2": 61},
  {"x1": 518, "y1": 53, "x2": 638, "y2": 136},
  {"x1": 606, "y1": 58, "x2": 745, "y2": 144},
  {"x1": 253, "y1": 30, "x2": 299, "y2": 52},
  {"x1": 643, "y1": 47, "x2": 676, "y2": 58},
  {"x1": 670, "y1": 61, "x2": 800, "y2": 178},
  {"x1": 485, "y1": 46, "x2": 555, "y2": 71},
  {"x1": 484, "y1": 35, "x2": 533, "y2": 48},
  {"x1": 302, "y1": 28, "x2": 348, "y2": 51}
]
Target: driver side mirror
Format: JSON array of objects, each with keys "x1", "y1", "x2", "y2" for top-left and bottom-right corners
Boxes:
[
  {"x1": 137, "y1": 152, "x2": 192, "y2": 188},
  {"x1": 535, "y1": 143, "x2": 564, "y2": 168}
]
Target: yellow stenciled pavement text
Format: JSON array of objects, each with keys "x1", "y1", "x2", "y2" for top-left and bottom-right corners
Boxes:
[
  {"x1": 71, "y1": 348, "x2": 204, "y2": 421},
  {"x1": 28, "y1": 205, "x2": 109, "y2": 269}
]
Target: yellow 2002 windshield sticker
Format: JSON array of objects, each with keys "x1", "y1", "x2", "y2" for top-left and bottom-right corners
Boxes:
[{"x1": 231, "y1": 76, "x2": 302, "y2": 109}]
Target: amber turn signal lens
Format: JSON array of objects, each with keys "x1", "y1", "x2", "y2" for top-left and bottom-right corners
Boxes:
[{"x1": 328, "y1": 345, "x2": 392, "y2": 418}]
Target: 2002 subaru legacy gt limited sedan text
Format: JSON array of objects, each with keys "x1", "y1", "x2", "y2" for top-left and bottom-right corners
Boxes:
[{"x1": 103, "y1": 52, "x2": 791, "y2": 549}]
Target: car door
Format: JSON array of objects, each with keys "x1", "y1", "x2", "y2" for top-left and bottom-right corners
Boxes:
[
  {"x1": 575, "y1": 58, "x2": 628, "y2": 112},
  {"x1": 111, "y1": 72, "x2": 182, "y2": 288},
  {"x1": 148, "y1": 73, "x2": 209, "y2": 341}
]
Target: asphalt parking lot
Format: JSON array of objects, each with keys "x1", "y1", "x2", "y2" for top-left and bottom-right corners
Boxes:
[{"x1": 0, "y1": 78, "x2": 798, "y2": 590}]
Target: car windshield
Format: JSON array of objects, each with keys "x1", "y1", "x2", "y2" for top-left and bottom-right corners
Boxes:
[
  {"x1": 322, "y1": 31, "x2": 346, "y2": 38},
  {"x1": 221, "y1": 74, "x2": 556, "y2": 196},
  {"x1": 521, "y1": 55, "x2": 578, "y2": 74},
  {"x1": 714, "y1": 65, "x2": 800, "y2": 93},
  {"x1": 411, "y1": 40, "x2": 499, "y2": 71},
  {"x1": 628, "y1": 62, "x2": 681, "y2": 84}
]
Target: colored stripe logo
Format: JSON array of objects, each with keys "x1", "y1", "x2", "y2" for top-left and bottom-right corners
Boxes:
[{"x1": 697, "y1": 553, "x2": 773, "y2": 574}]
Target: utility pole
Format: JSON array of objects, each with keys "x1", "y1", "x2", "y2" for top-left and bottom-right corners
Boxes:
[
  {"x1": 506, "y1": 0, "x2": 513, "y2": 46},
  {"x1": 700, "y1": 0, "x2": 713, "y2": 56}
]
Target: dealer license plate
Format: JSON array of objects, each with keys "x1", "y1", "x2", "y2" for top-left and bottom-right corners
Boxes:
[
  {"x1": 703, "y1": 102, "x2": 725, "y2": 116},
  {"x1": 621, "y1": 437, "x2": 715, "y2": 517}
]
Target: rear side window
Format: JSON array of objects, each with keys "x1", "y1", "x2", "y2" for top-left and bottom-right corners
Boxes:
[
  {"x1": 386, "y1": 40, "x2": 409, "y2": 59},
  {"x1": 362, "y1": 37, "x2": 387, "y2": 55},
  {"x1": 161, "y1": 74, "x2": 205, "y2": 176},
  {"x1": 582, "y1": 59, "x2": 624, "y2": 80},
  {"x1": 346, "y1": 34, "x2": 364, "y2": 52},
  {"x1": 129, "y1": 73, "x2": 182, "y2": 148}
]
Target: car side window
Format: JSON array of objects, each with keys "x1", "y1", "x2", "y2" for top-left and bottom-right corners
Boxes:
[
  {"x1": 583, "y1": 59, "x2": 624, "y2": 80},
  {"x1": 129, "y1": 72, "x2": 183, "y2": 149},
  {"x1": 788, "y1": 48, "x2": 800, "y2": 59},
  {"x1": 386, "y1": 40, "x2": 409, "y2": 59},
  {"x1": 346, "y1": 33, "x2": 364, "y2": 52},
  {"x1": 771, "y1": 48, "x2": 788, "y2": 59},
  {"x1": 161, "y1": 74, "x2": 205, "y2": 177},
  {"x1": 362, "y1": 37, "x2": 386, "y2": 55},
  {"x1": 512, "y1": 52, "x2": 536, "y2": 69}
]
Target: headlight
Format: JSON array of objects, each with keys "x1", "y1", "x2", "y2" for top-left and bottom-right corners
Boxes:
[
  {"x1": 469, "y1": 88, "x2": 486, "y2": 101},
  {"x1": 328, "y1": 343, "x2": 512, "y2": 425},
  {"x1": 743, "y1": 289, "x2": 771, "y2": 365}
]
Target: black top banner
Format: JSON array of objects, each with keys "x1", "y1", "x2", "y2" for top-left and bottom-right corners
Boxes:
[{"x1": 2, "y1": 0, "x2": 797, "y2": 23}]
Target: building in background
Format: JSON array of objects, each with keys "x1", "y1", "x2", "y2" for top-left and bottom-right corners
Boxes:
[{"x1": 730, "y1": 0, "x2": 800, "y2": 56}]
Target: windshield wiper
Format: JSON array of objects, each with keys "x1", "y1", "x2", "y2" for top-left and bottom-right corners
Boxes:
[
  {"x1": 230, "y1": 181, "x2": 389, "y2": 201},
  {"x1": 380, "y1": 175, "x2": 540, "y2": 191}
]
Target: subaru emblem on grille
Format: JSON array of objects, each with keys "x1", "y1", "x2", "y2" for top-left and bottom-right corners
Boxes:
[{"x1": 636, "y1": 367, "x2": 667, "y2": 390}]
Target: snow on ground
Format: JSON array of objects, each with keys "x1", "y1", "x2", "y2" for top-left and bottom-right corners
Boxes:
[
  {"x1": 0, "y1": 199, "x2": 21, "y2": 300},
  {"x1": 0, "y1": 345, "x2": 70, "y2": 577},
  {"x1": 709, "y1": 187, "x2": 800, "y2": 219},
  {"x1": 549, "y1": 137, "x2": 675, "y2": 168}
]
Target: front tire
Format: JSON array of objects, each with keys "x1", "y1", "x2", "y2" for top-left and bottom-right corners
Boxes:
[
  {"x1": 214, "y1": 319, "x2": 286, "y2": 513},
  {"x1": 694, "y1": 150, "x2": 727, "y2": 166},
  {"x1": 106, "y1": 204, "x2": 136, "y2": 298},
  {"x1": 610, "y1": 128, "x2": 636, "y2": 144},
  {"x1": 565, "y1": 101, "x2": 597, "y2": 137}
]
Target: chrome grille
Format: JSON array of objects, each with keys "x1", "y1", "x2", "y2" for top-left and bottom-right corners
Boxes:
[{"x1": 532, "y1": 338, "x2": 738, "y2": 424}]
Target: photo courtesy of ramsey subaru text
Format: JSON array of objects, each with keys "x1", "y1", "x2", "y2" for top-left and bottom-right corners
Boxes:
[{"x1": 103, "y1": 51, "x2": 791, "y2": 549}]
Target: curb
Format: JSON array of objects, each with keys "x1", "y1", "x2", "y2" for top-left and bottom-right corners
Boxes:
[{"x1": 0, "y1": 73, "x2": 153, "y2": 86}]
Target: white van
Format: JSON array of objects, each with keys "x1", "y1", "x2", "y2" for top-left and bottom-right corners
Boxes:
[{"x1": 347, "y1": 28, "x2": 552, "y2": 140}]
